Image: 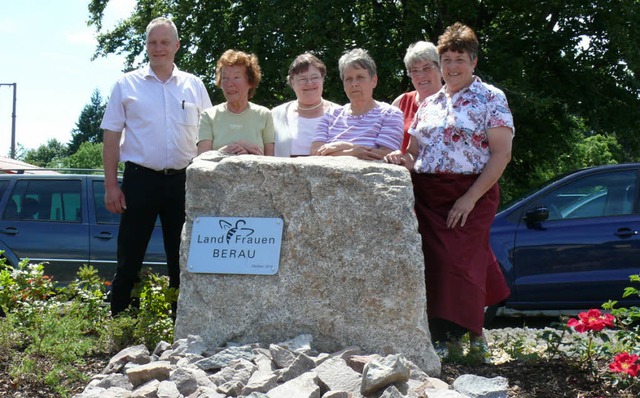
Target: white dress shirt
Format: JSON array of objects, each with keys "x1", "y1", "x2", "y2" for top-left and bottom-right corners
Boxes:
[{"x1": 101, "y1": 64, "x2": 212, "y2": 170}]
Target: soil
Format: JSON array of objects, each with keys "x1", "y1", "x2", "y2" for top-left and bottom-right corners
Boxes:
[
  {"x1": 441, "y1": 359, "x2": 635, "y2": 397},
  {"x1": 0, "y1": 352, "x2": 111, "y2": 398}
]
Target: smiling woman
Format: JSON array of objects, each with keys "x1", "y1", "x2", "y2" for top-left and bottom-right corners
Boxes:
[
  {"x1": 272, "y1": 53, "x2": 339, "y2": 157},
  {"x1": 385, "y1": 22, "x2": 515, "y2": 352},
  {"x1": 391, "y1": 41, "x2": 443, "y2": 154},
  {"x1": 197, "y1": 49, "x2": 275, "y2": 156}
]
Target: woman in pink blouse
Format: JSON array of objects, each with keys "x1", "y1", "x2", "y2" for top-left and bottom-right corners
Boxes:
[{"x1": 385, "y1": 23, "x2": 514, "y2": 353}]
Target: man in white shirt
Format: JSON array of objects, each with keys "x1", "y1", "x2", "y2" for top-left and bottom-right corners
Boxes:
[{"x1": 101, "y1": 17, "x2": 212, "y2": 317}]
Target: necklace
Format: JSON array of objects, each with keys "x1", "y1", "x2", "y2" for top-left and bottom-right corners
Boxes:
[{"x1": 297, "y1": 99, "x2": 323, "y2": 111}]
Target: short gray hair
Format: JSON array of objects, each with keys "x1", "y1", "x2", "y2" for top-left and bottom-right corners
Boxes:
[
  {"x1": 338, "y1": 48, "x2": 376, "y2": 80},
  {"x1": 146, "y1": 17, "x2": 179, "y2": 42},
  {"x1": 403, "y1": 41, "x2": 439, "y2": 70}
]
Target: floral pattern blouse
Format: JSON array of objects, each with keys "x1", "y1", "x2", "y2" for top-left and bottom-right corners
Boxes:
[{"x1": 409, "y1": 77, "x2": 514, "y2": 174}]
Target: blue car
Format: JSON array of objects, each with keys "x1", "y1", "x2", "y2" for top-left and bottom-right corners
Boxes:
[
  {"x1": 491, "y1": 163, "x2": 640, "y2": 313},
  {"x1": 0, "y1": 172, "x2": 167, "y2": 285}
]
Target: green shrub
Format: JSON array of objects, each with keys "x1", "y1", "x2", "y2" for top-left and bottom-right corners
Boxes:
[
  {"x1": 98, "y1": 313, "x2": 139, "y2": 353},
  {"x1": 0, "y1": 258, "x2": 60, "y2": 327},
  {"x1": 0, "y1": 260, "x2": 175, "y2": 397},
  {"x1": 59, "y1": 265, "x2": 111, "y2": 329},
  {"x1": 131, "y1": 270, "x2": 177, "y2": 348}
]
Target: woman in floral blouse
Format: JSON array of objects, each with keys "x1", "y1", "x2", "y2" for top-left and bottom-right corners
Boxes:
[{"x1": 385, "y1": 22, "x2": 514, "y2": 352}]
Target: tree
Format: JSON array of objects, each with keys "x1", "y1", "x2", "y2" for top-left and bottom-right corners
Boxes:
[
  {"x1": 12, "y1": 144, "x2": 28, "y2": 161},
  {"x1": 471, "y1": 0, "x2": 640, "y2": 198},
  {"x1": 90, "y1": 0, "x2": 429, "y2": 105},
  {"x1": 61, "y1": 142, "x2": 104, "y2": 170},
  {"x1": 22, "y1": 139, "x2": 68, "y2": 168},
  {"x1": 88, "y1": 0, "x2": 640, "y2": 199},
  {"x1": 68, "y1": 89, "x2": 106, "y2": 155}
]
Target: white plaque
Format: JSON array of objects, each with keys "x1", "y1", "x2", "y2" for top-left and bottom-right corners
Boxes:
[{"x1": 187, "y1": 217, "x2": 283, "y2": 275}]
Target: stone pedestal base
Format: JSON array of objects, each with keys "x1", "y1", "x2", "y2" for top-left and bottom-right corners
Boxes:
[{"x1": 175, "y1": 153, "x2": 439, "y2": 375}]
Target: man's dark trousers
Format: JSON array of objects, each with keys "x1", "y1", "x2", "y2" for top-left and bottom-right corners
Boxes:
[{"x1": 110, "y1": 162, "x2": 186, "y2": 315}]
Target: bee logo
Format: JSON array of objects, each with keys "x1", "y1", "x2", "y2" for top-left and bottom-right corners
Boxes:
[{"x1": 219, "y1": 220, "x2": 254, "y2": 244}]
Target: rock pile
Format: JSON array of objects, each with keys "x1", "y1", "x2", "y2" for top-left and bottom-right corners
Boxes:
[{"x1": 74, "y1": 334, "x2": 508, "y2": 398}]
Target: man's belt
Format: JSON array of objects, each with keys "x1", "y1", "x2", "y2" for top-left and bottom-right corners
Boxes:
[{"x1": 125, "y1": 162, "x2": 187, "y2": 176}]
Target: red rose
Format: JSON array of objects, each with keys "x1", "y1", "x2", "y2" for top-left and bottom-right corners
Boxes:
[
  {"x1": 567, "y1": 309, "x2": 615, "y2": 333},
  {"x1": 609, "y1": 352, "x2": 640, "y2": 377}
]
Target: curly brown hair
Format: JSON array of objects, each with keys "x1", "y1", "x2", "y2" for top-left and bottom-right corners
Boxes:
[
  {"x1": 215, "y1": 49, "x2": 262, "y2": 99},
  {"x1": 437, "y1": 22, "x2": 479, "y2": 60}
]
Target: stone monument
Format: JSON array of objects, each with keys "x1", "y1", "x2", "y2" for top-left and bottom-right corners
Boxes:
[{"x1": 175, "y1": 152, "x2": 440, "y2": 375}]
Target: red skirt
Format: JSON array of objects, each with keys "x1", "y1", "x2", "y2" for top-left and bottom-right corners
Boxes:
[{"x1": 411, "y1": 172, "x2": 511, "y2": 336}]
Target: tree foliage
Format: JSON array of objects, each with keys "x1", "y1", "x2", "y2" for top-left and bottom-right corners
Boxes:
[
  {"x1": 87, "y1": 0, "x2": 640, "y2": 199},
  {"x1": 22, "y1": 139, "x2": 67, "y2": 168},
  {"x1": 61, "y1": 142, "x2": 104, "y2": 170},
  {"x1": 68, "y1": 89, "x2": 106, "y2": 155}
]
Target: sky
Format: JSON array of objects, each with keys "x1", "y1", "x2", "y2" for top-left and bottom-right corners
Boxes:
[{"x1": 0, "y1": 0, "x2": 136, "y2": 157}]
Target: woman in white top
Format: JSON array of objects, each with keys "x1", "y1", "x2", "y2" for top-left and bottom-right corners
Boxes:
[{"x1": 272, "y1": 53, "x2": 338, "y2": 157}]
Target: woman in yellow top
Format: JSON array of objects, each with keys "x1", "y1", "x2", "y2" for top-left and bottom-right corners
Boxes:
[{"x1": 197, "y1": 49, "x2": 275, "y2": 156}]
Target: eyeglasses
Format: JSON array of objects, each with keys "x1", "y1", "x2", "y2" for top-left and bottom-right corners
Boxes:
[
  {"x1": 408, "y1": 64, "x2": 438, "y2": 76},
  {"x1": 294, "y1": 75, "x2": 323, "y2": 85}
]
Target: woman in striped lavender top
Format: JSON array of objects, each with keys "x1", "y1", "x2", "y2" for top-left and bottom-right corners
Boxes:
[{"x1": 310, "y1": 48, "x2": 404, "y2": 160}]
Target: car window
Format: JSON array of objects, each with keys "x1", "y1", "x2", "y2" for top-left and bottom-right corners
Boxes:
[
  {"x1": 92, "y1": 181, "x2": 161, "y2": 226},
  {"x1": 92, "y1": 181, "x2": 121, "y2": 224},
  {"x1": 3, "y1": 179, "x2": 82, "y2": 222},
  {"x1": 535, "y1": 170, "x2": 637, "y2": 221},
  {"x1": 0, "y1": 180, "x2": 9, "y2": 200}
]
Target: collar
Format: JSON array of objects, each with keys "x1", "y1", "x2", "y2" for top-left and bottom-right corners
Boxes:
[
  {"x1": 143, "y1": 64, "x2": 180, "y2": 81},
  {"x1": 434, "y1": 75, "x2": 483, "y2": 101}
]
